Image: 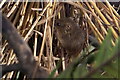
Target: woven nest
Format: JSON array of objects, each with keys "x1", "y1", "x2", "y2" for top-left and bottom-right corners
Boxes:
[{"x1": 0, "y1": 1, "x2": 119, "y2": 79}]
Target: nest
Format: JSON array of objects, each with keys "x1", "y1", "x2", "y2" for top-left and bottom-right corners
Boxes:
[{"x1": 0, "y1": 1, "x2": 119, "y2": 79}]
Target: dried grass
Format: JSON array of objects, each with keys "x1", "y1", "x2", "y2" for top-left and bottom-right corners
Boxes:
[{"x1": 0, "y1": 1, "x2": 119, "y2": 78}]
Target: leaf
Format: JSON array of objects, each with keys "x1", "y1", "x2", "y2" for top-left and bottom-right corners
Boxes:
[
  {"x1": 73, "y1": 63, "x2": 87, "y2": 78},
  {"x1": 94, "y1": 29, "x2": 115, "y2": 68}
]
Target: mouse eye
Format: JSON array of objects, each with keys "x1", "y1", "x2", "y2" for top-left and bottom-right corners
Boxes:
[{"x1": 56, "y1": 22, "x2": 61, "y2": 26}]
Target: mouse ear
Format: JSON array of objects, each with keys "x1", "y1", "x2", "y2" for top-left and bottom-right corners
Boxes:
[
  {"x1": 69, "y1": 17, "x2": 80, "y2": 24},
  {"x1": 68, "y1": 17, "x2": 74, "y2": 20}
]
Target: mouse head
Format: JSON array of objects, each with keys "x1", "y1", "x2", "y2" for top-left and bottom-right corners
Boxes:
[{"x1": 54, "y1": 17, "x2": 79, "y2": 34}]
